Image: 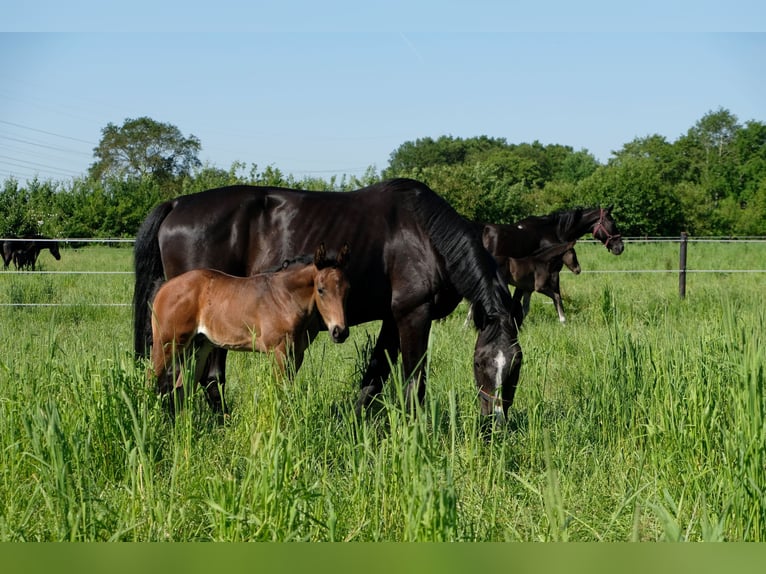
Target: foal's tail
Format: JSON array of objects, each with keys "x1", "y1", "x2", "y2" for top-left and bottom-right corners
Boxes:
[{"x1": 133, "y1": 200, "x2": 174, "y2": 358}]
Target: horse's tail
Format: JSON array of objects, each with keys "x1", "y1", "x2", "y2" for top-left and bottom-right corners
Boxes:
[{"x1": 133, "y1": 200, "x2": 174, "y2": 358}]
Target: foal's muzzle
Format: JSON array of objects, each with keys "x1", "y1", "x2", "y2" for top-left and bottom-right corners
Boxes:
[{"x1": 331, "y1": 325, "x2": 349, "y2": 344}]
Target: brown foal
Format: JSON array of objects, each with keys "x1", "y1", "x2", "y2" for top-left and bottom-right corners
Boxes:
[{"x1": 149, "y1": 243, "x2": 350, "y2": 404}]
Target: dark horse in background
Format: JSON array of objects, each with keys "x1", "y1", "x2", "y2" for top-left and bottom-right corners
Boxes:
[
  {"x1": 483, "y1": 206, "x2": 624, "y2": 259},
  {"x1": 1, "y1": 235, "x2": 62, "y2": 270},
  {"x1": 481, "y1": 206, "x2": 624, "y2": 325},
  {"x1": 133, "y1": 178, "x2": 521, "y2": 424},
  {"x1": 505, "y1": 241, "x2": 579, "y2": 326}
]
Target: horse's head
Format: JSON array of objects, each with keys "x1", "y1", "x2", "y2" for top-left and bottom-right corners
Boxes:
[
  {"x1": 313, "y1": 243, "x2": 351, "y2": 344},
  {"x1": 471, "y1": 297, "x2": 522, "y2": 427},
  {"x1": 49, "y1": 240, "x2": 62, "y2": 261},
  {"x1": 563, "y1": 245, "x2": 581, "y2": 274},
  {"x1": 592, "y1": 206, "x2": 624, "y2": 255}
]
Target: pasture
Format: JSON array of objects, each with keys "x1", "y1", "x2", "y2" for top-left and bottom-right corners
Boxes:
[{"x1": 0, "y1": 240, "x2": 764, "y2": 541}]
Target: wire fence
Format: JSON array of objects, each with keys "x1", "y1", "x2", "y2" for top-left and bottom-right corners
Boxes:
[{"x1": 2, "y1": 236, "x2": 765, "y2": 307}]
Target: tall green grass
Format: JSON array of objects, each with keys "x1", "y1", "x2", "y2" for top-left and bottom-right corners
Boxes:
[{"x1": 0, "y1": 241, "x2": 764, "y2": 540}]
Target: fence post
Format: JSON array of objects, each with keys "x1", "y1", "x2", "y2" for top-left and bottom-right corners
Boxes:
[{"x1": 679, "y1": 232, "x2": 688, "y2": 299}]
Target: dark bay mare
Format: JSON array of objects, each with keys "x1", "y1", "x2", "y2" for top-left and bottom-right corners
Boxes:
[
  {"x1": 150, "y1": 243, "x2": 350, "y2": 412},
  {"x1": 482, "y1": 206, "x2": 624, "y2": 260},
  {"x1": 1, "y1": 235, "x2": 62, "y2": 270},
  {"x1": 480, "y1": 207, "x2": 624, "y2": 324},
  {"x1": 134, "y1": 178, "x2": 521, "y2": 423}
]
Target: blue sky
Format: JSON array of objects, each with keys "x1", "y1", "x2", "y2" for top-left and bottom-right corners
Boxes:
[{"x1": 2, "y1": 2, "x2": 765, "y2": 183}]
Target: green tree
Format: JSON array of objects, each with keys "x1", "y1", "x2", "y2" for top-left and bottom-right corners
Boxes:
[
  {"x1": 735, "y1": 120, "x2": 766, "y2": 204},
  {"x1": 676, "y1": 108, "x2": 741, "y2": 201},
  {"x1": 578, "y1": 157, "x2": 683, "y2": 236},
  {"x1": 384, "y1": 135, "x2": 508, "y2": 177},
  {"x1": 89, "y1": 117, "x2": 201, "y2": 187},
  {"x1": 0, "y1": 177, "x2": 33, "y2": 236},
  {"x1": 552, "y1": 149, "x2": 600, "y2": 184}
]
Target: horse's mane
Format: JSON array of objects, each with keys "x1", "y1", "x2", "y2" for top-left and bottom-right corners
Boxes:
[
  {"x1": 520, "y1": 207, "x2": 586, "y2": 237},
  {"x1": 391, "y1": 178, "x2": 513, "y2": 323}
]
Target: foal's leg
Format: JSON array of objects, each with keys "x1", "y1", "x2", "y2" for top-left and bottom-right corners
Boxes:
[
  {"x1": 151, "y1": 333, "x2": 177, "y2": 396},
  {"x1": 552, "y1": 292, "x2": 566, "y2": 323},
  {"x1": 550, "y1": 271, "x2": 567, "y2": 323}
]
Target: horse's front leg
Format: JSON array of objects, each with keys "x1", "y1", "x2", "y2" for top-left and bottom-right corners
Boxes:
[
  {"x1": 521, "y1": 290, "x2": 532, "y2": 318},
  {"x1": 396, "y1": 305, "x2": 433, "y2": 413},
  {"x1": 356, "y1": 316, "x2": 400, "y2": 415},
  {"x1": 510, "y1": 288, "x2": 526, "y2": 330}
]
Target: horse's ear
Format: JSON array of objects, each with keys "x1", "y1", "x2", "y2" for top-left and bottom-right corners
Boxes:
[
  {"x1": 471, "y1": 302, "x2": 489, "y2": 330},
  {"x1": 606, "y1": 204, "x2": 614, "y2": 213},
  {"x1": 314, "y1": 243, "x2": 327, "y2": 265},
  {"x1": 337, "y1": 243, "x2": 350, "y2": 267}
]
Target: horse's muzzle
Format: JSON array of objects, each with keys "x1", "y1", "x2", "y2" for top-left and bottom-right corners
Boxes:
[{"x1": 331, "y1": 325, "x2": 349, "y2": 344}]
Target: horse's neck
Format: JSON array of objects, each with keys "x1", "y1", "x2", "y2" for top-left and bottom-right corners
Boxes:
[
  {"x1": 561, "y1": 210, "x2": 599, "y2": 241},
  {"x1": 274, "y1": 265, "x2": 317, "y2": 313}
]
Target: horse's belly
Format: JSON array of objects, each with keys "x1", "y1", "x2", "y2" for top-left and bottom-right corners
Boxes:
[{"x1": 196, "y1": 320, "x2": 265, "y2": 353}]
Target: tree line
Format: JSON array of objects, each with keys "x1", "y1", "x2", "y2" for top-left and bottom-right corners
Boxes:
[{"x1": 2, "y1": 108, "x2": 765, "y2": 239}]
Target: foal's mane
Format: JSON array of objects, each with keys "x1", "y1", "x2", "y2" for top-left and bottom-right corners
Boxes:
[
  {"x1": 263, "y1": 247, "x2": 344, "y2": 275},
  {"x1": 266, "y1": 254, "x2": 313, "y2": 274}
]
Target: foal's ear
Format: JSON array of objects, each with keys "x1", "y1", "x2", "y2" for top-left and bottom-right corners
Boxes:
[
  {"x1": 336, "y1": 243, "x2": 350, "y2": 267},
  {"x1": 606, "y1": 204, "x2": 614, "y2": 213},
  {"x1": 314, "y1": 243, "x2": 327, "y2": 265}
]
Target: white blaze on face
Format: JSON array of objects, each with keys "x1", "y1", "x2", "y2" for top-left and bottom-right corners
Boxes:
[{"x1": 493, "y1": 350, "x2": 507, "y2": 424}]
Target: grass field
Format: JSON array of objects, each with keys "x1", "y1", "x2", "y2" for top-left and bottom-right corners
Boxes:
[{"x1": 0, "y1": 239, "x2": 764, "y2": 541}]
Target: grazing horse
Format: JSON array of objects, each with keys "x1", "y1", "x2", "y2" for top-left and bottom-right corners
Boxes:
[
  {"x1": 150, "y1": 244, "x2": 350, "y2": 409},
  {"x1": 134, "y1": 178, "x2": 521, "y2": 423},
  {"x1": 1, "y1": 235, "x2": 62, "y2": 270}
]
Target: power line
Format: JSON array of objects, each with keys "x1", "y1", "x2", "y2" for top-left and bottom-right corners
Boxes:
[
  {"x1": 0, "y1": 154, "x2": 82, "y2": 175},
  {"x1": 0, "y1": 134, "x2": 92, "y2": 157},
  {"x1": 0, "y1": 119, "x2": 96, "y2": 145}
]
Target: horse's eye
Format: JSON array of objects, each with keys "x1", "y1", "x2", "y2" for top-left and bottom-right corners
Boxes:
[{"x1": 317, "y1": 287, "x2": 325, "y2": 296}]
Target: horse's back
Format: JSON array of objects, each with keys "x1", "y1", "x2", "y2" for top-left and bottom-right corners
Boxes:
[{"x1": 155, "y1": 180, "x2": 440, "y2": 324}]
